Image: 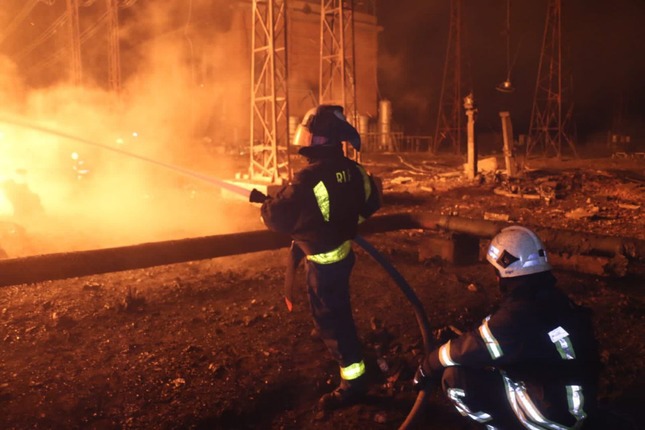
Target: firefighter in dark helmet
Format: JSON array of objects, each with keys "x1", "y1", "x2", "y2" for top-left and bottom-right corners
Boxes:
[
  {"x1": 249, "y1": 104, "x2": 381, "y2": 410},
  {"x1": 414, "y1": 226, "x2": 601, "y2": 429}
]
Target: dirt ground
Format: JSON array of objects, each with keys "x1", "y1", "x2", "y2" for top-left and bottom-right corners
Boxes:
[{"x1": 0, "y1": 151, "x2": 643, "y2": 429}]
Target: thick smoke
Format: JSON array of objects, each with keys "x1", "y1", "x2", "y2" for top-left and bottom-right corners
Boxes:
[{"x1": 0, "y1": 0, "x2": 254, "y2": 257}]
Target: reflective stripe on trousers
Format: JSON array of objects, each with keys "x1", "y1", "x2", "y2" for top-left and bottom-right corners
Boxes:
[
  {"x1": 500, "y1": 371, "x2": 587, "y2": 430},
  {"x1": 340, "y1": 360, "x2": 366, "y2": 380}
]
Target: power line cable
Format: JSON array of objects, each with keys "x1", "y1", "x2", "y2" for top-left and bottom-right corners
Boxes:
[
  {"x1": 0, "y1": 0, "x2": 41, "y2": 46},
  {"x1": 14, "y1": 13, "x2": 68, "y2": 62}
]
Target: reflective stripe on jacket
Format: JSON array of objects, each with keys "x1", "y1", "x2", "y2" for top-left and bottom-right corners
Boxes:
[
  {"x1": 425, "y1": 273, "x2": 599, "y2": 429},
  {"x1": 260, "y1": 149, "x2": 381, "y2": 257}
]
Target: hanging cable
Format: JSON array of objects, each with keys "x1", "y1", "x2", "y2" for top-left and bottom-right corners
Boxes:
[
  {"x1": 496, "y1": 0, "x2": 515, "y2": 93},
  {"x1": 23, "y1": 12, "x2": 109, "y2": 73},
  {"x1": 14, "y1": 14, "x2": 68, "y2": 62}
]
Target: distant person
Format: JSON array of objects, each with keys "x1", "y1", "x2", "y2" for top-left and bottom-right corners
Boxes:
[
  {"x1": 414, "y1": 226, "x2": 601, "y2": 429},
  {"x1": 249, "y1": 105, "x2": 381, "y2": 411}
]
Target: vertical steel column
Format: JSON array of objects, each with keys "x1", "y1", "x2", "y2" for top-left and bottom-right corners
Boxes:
[
  {"x1": 250, "y1": 0, "x2": 291, "y2": 183},
  {"x1": 66, "y1": 0, "x2": 82, "y2": 85},
  {"x1": 106, "y1": 0, "x2": 121, "y2": 93},
  {"x1": 433, "y1": 0, "x2": 464, "y2": 155},
  {"x1": 527, "y1": 0, "x2": 577, "y2": 159}
]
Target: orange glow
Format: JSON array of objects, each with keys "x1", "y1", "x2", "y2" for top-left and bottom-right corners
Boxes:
[{"x1": 0, "y1": 3, "x2": 253, "y2": 258}]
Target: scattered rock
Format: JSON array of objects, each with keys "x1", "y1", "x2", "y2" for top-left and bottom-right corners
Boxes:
[
  {"x1": 484, "y1": 212, "x2": 510, "y2": 221},
  {"x1": 565, "y1": 206, "x2": 600, "y2": 220},
  {"x1": 374, "y1": 411, "x2": 388, "y2": 424}
]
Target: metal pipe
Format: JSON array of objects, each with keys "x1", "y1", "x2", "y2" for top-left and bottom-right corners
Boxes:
[
  {"x1": 0, "y1": 231, "x2": 291, "y2": 287},
  {"x1": 363, "y1": 212, "x2": 645, "y2": 260},
  {"x1": 0, "y1": 213, "x2": 643, "y2": 288}
]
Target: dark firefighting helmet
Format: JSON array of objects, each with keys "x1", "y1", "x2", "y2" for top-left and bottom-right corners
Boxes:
[
  {"x1": 292, "y1": 104, "x2": 361, "y2": 152},
  {"x1": 486, "y1": 226, "x2": 552, "y2": 278}
]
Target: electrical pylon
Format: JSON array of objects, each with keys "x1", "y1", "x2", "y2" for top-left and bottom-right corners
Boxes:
[
  {"x1": 319, "y1": 0, "x2": 357, "y2": 125},
  {"x1": 319, "y1": 0, "x2": 360, "y2": 160},
  {"x1": 249, "y1": 0, "x2": 291, "y2": 183},
  {"x1": 527, "y1": 0, "x2": 577, "y2": 158},
  {"x1": 433, "y1": 0, "x2": 467, "y2": 154}
]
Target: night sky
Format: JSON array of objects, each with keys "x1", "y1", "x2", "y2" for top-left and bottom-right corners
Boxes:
[{"x1": 375, "y1": 0, "x2": 645, "y2": 143}]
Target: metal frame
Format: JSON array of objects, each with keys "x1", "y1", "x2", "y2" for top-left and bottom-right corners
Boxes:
[
  {"x1": 319, "y1": 0, "x2": 357, "y2": 125},
  {"x1": 527, "y1": 0, "x2": 577, "y2": 158},
  {"x1": 250, "y1": 0, "x2": 291, "y2": 183},
  {"x1": 433, "y1": 0, "x2": 464, "y2": 154}
]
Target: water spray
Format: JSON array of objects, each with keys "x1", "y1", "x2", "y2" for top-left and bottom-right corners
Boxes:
[{"x1": 0, "y1": 115, "x2": 252, "y2": 199}]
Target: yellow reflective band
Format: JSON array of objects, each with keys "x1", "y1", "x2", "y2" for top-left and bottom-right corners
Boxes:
[
  {"x1": 313, "y1": 180, "x2": 330, "y2": 222},
  {"x1": 307, "y1": 240, "x2": 351, "y2": 265},
  {"x1": 479, "y1": 316, "x2": 504, "y2": 359},
  {"x1": 439, "y1": 340, "x2": 458, "y2": 366},
  {"x1": 357, "y1": 165, "x2": 372, "y2": 201},
  {"x1": 340, "y1": 360, "x2": 366, "y2": 380}
]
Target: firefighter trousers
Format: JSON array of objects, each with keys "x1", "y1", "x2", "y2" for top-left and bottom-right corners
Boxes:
[
  {"x1": 442, "y1": 366, "x2": 591, "y2": 430},
  {"x1": 305, "y1": 250, "x2": 363, "y2": 369}
]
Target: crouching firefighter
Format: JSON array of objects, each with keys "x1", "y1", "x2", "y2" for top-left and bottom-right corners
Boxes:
[
  {"x1": 249, "y1": 104, "x2": 382, "y2": 411},
  {"x1": 414, "y1": 226, "x2": 601, "y2": 429}
]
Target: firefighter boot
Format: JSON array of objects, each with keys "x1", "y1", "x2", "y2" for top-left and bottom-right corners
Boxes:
[{"x1": 318, "y1": 374, "x2": 367, "y2": 411}]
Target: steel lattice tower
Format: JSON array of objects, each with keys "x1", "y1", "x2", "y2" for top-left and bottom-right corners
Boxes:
[
  {"x1": 527, "y1": 0, "x2": 577, "y2": 158},
  {"x1": 319, "y1": 0, "x2": 358, "y2": 126},
  {"x1": 433, "y1": 0, "x2": 466, "y2": 154},
  {"x1": 250, "y1": 0, "x2": 291, "y2": 183}
]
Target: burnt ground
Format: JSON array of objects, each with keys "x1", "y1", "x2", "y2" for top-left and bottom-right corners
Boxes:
[{"x1": 0, "y1": 152, "x2": 643, "y2": 429}]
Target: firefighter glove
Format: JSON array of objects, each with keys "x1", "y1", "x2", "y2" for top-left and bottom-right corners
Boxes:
[
  {"x1": 249, "y1": 188, "x2": 268, "y2": 204},
  {"x1": 413, "y1": 364, "x2": 440, "y2": 392}
]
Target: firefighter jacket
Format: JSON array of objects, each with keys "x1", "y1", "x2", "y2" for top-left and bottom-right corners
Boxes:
[
  {"x1": 260, "y1": 145, "x2": 381, "y2": 258},
  {"x1": 425, "y1": 271, "x2": 599, "y2": 379},
  {"x1": 424, "y1": 271, "x2": 600, "y2": 428}
]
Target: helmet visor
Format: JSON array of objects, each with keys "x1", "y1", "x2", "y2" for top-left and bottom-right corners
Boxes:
[{"x1": 292, "y1": 124, "x2": 312, "y2": 147}]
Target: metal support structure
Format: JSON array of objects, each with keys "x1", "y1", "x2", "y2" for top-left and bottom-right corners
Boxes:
[
  {"x1": 319, "y1": 0, "x2": 359, "y2": 160},
  {"x1": 499, "y1": 111, "x2": 517, "y2": 177},
  {"x1": 527, "y1": 0, "x2": 577, "y2": 159},
  {"x1": 464, "y1": 93, "x2": 477, "y2": 179},
  {"x1": 106, "y1": 0, "x2": 121, "y2": 93},
  {"x1": 66, "y1": 0, "x2": 83, "y2": 85},
  {"x1": 250, "y1": 0, "x2": 291, "y2": 183},
  {"x1": 319, "y1": 0, "x2": 357, "y2": 121},
  {"x1": 433, "y1": 0, "x2": 466, "y2": 154}
]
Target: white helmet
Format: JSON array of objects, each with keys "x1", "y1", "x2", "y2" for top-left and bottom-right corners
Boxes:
[{"x1": 486, "y1": 226, "x2": 552, "y2": 278}]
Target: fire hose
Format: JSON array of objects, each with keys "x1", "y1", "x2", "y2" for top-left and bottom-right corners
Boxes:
[
  {"x1": 0, "y1": 116, "x2": 434, "y2": 428},
  {"x1": 282, "y1": 235, "x2": 433, "y2": 428},
  {"x1": 353, "y1": 235, "x2": 433, "y2": 429}
]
